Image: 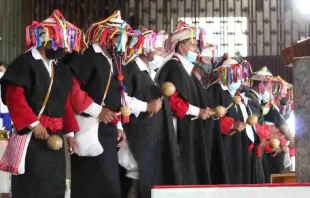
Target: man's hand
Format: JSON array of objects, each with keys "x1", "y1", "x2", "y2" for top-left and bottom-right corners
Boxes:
[
  {"x1": 232, "y1": 121, "x2": 246, "y2": 132},
  {"x1": 206, "y1": 107, "x2": 215, "y2": 117},
  {"x1": 198, "y1": 107, "x2": 212, "y2": 120},
  {"x1": 33, "y1": 123, "x2": 48, "y2": 140},
  {"x1": 147, "y1": 98, "x2": 162, "y2": 114},
  {"x1": 99, "y1": 108, "x2": 117, "y2": 124},
  {"x1": 288, "y1": 138, "x2": 295, "y2": 149},
  {"x1": 117, "y1": 130, "x2": 126, "y2": 148},
  {"x1": 272, "y1": 147, "x2": 282, "y2": 157},
  {"x1": 67, "y1": 137, "x2": 77, "y2": 155},
  {"x1": 259, "y1": 139, "x2": 267, "y2": 148},
  {"x1": 269, "y1": 125, "x2": 278, "y2": 135}
]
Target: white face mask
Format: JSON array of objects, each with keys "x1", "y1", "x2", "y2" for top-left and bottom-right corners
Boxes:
[
  {"x1": 262, "y1": 106, "x2": 270, "y2": 115},
  {"x1": 229, "y1": 80, "x2": 241, "y2": 91},
  {"x1": 150, "y1": 55, "x2": 165, "y2": 70},
  {"x1": 260, "y1": 91, "x2": 271, "y2": 103}
]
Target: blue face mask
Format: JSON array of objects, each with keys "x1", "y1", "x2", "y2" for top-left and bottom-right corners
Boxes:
[
  {"x1": 229, "y1": 80, "x2": 241, "y2": 91},
  {"x1": 185, "y1": 50, "x2": 198, "y2": 64}
]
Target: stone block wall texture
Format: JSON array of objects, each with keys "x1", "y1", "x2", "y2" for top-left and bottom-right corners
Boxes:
[{"x1": 293, "y1": 56, "x2": 310, "y2": 182}]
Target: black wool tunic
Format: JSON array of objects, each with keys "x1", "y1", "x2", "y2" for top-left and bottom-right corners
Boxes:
[
  {"x1": 262, "y1": 106, "x2": 286, "y2": 183},
  {"x1": 1, "y1": 50, "x2": 72, "y2": 198},
  {"x1": 69, "y1": 46, "x2": 122, "y2": 198},
  {"x1": 207, "y1": 83, "x2": 252, "y2": 184},
  {"x1": 236, "y1": 100, "x2": 265, "y2": 184},
  {"x1": 122, "y1": 60, "x2": 181, "y2": 198},
  {"x1": 157, "y1": 59, "x2": 214, "y2": 185},
  {"x1": 246, "y1": 89, "x2": 286, "y2": 183}
]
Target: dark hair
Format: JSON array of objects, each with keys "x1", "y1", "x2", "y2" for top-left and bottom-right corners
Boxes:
[
  {"x1": 175, "y1": 38, "x2": 191, "y2": 53},
  {"x1": 252, "y1": 80, "x2": 268, "y2": 88},
  {"x1": 0, "y1": 61, "x2": 7, "y2": 68}
]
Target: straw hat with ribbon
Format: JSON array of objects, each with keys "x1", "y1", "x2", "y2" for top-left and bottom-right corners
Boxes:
[
  {"x1": 25, "y1": 9, "x2": 87, "y2": 52},
  {"x1": 154, "y1": 30, "x2": 170, "y2": 52},
  {"x1": 170, "y1": 21, "x2": 218, "y2": 65},
  {"x1": 274, "y1": 76, "x2": 294, "y2": 118},
  {"x1": 196, "y1": 27, "x2": 217, "y2": 65},
  {"x1": 136, "y1": 26, "x2": 155, "y2": 54},
  {"x1": 251, "y1": 66, "x2": 274, "y2": 81},
  {"x1": 170, "y1": 21, "x2": 197, "y2": 51},
  {"x1": 196, "y1": 27, "x2": 216, "y2": 52},
  {"x1": 250, "y1": 66, "x2": 279, "y2": 94},
  {"x1": 86, "y1": 10, "x2": 132, "y2": 53},
  {"x1": 249, "y1": 66, "x2": 282, "y2": 107},
  {"x1": 274, "y1": 75, "x2": 293, "y2": 101},
  {"x1": 124, "y1": 26, "x2": 170, "y2": 64},
  {"x1": 210, "y1": 53, "x2": 251, "y2": 86}
]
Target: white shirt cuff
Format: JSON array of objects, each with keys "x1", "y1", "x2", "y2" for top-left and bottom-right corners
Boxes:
[
  {"x1": 124, "y1": 93, "x2": 148, "y2": 117},
  {"x1": 29, "y1": 121, "x2": 40, "y2": 129},
  {"x1": 65, "y1": 132, "x2": 74, "y2": 137},
  {"x1": 117, "y1": 121, "x2": 123, "y2": 131},
  {"x1": 84, "y1": 102, "x2": 103, "y2": 118},
  {"x1": 126, "y1": 170, "x2": 139, "y2": 180},
  {"x1": 212, "y1": 116, "x2": 219, "y2": 120},
  {"x1": 186, "y1": 104, "x2": 200, "y2": 117}
]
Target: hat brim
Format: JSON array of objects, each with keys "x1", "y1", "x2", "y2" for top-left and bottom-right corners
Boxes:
[
  {"x1": 254, "y1": 71, "x2": 273, "y2": 76},
  {"x1": 251, "y1": 75, "x2": 278, "y2": 82}
]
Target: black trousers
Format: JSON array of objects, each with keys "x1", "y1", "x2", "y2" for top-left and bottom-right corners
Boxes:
[
  {"x1": 262, "y1": 152, "x2": 285, "y2": 183},
  {"x1": 119, "y1": 166, "x2": 133, "y2": 198},
  {"x1": 71, "y1": 124, "x2": 121, "y2": 198}
]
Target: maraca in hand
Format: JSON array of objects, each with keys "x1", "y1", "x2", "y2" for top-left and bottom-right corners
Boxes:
[
  {"x1": 120, "y1": 105, "x2": 131, "y2": 123},
  {"x1": 230, "y1": 115, "x2": 258, "y2": 136},
  {"x1": 247, "y1": 115, "x2": 258, "y2": 126},
  {"x1": 226, "y1": 96, "x2": 242, "y2": 110},
  {"x1": 47, "y1": 135, "x2": 63, "y2": 150},
  {"x1": 214, "y1": 106, "x2": 227, "y2": 118},
  {"x1": 191, "y1": 96, "x2": 241, "y2": 121},
  {"x1": 282, "y1": 146, "x2": 289, "y2": 153},
  {"x1": 120, "y1": 106, "x2": 131, "y2": 116},
  {"x1": 191, "y1": 105, "x2": 226, "y2": 121},
  {"x1": 269, "y1": 137, "x2": 281, "y2": 149},
  {"x1": 161, "y1": 82, "x2": 176, "y2": 99},
  {"x1": 149, "y1": 82, "x2": 176, "y2": 117}
]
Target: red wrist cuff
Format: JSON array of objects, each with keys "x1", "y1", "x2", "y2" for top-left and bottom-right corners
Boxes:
[
  {"x1": 220, "y1": 116, "x2": 234, "y2": 135},
  {"x1": 289, "y1": 149, "x2": 295, "y2": 156},
  {"x1": 169, "y1": 92, "x2": 189, "y2": 118},
  {"x1": 264, "y1": 144, "x2": 274, "y2": 153}
]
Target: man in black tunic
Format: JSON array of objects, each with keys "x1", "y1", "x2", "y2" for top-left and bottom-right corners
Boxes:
[
  {"x1": 156, "y1": 21, "x2": 222, "y2": 185},
  {"x1": 68, "y1": 11, "x2": 128, "y2": 198},
  {"x1": 0, "y1": 10, "x2": 84, "y2": 198},
  {"x1": 207, "y1": 55, "x2": 258, "y2": 184},
  {"x1": 231, "y1": 61, "x2": 266, "y2": 184},
  {"x1": 249, "y1": 67, "x2": 295, "y2": 182},
  {"x1": 118, "y1": 27, "x2": 180, "y2": 198}
]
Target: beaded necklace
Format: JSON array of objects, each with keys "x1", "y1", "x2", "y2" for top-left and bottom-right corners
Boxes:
[{"x1": 112, "y1": 50, "x2": 131, "y2": 123}]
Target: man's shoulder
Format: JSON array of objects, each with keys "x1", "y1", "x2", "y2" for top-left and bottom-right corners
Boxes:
[
  {"x1": 164, "y1": 58, "x2": 180, "y2": 66},
  {"x1": 160, "y1": 59, "x2": 183, "y2": 73},
  {"x1": 3, "y1": 52, "x2": 35, "y2": 75},
  {"x1": 124, "y1": 60, "x2": 140, "y2": 74},
  {"x1": 206, "y1": 81, "x2": 220, "y2": 90}
]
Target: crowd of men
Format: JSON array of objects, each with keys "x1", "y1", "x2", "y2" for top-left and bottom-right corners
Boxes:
[{"x1": 0, "y1": 9, "x2": 295, "y2": 198}]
